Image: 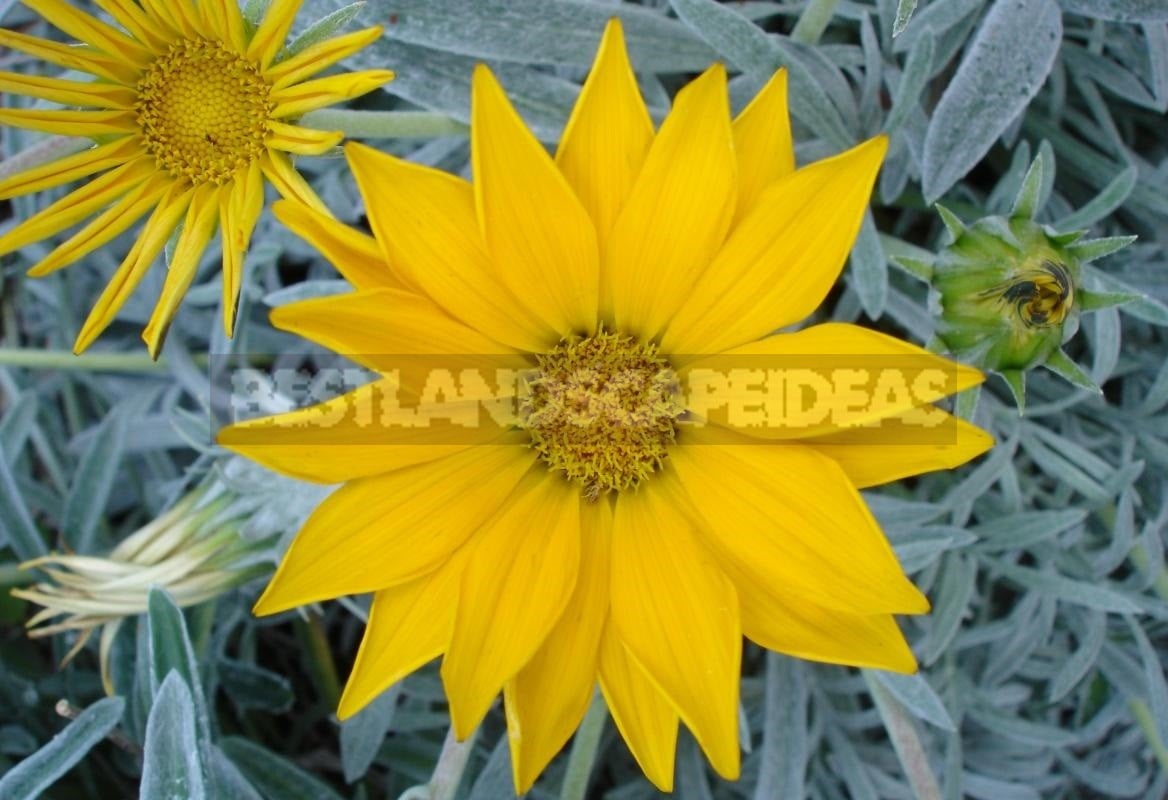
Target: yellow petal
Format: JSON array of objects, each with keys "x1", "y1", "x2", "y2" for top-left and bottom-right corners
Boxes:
[
  {"x1": 270, "y1": 288, "x2": 524, "y2": 372},
  {"x1": 610, "y1": 485, "x2": 741, "y2": 781},
  {"x1": 442, "y1": 470, "x2": 580, "y2": 739},
  {"x1": 727, "y1": 556, "x2": 917, "y2": 673},
  {"x1": 246, "y1": 0, "x2": 302, "y2": 69},
  {"x1": 216, "y1": 377, "x2": 526, "y2": 484},
  {"x1": 337, "y1": 551, "x2": 467, "y2": 720},
  {"x1": 270, "y1": 70, "x2": 394, "y2": 119},
  {"x1": 0, "y1": 108, "x2": 135, "y2": 137},
  {"x1": 0, "y1": 28, "x2": 139, "y2": 83},
  {"x1": 0, "y1": 71, "x2": 136, "y2": 109},
  {"x1": 731, "y1": 69, "x2": 794, "y2": 223},
  {"x1": 137, "y1": 0, "x2": 185, "y2": 37},
  {"x1": 253, "y1": 446, "x2": 535, "y2": 614},
  {"x1": 91, "y1": 0, "x2": 171, "y2": 51},
  {"x1": 260, "y1": 151, "x2": 331, "y2": 217},
  {"x1": 471, "y1": 64, "x2": 599, "y2": 338},
  {"x1": 604, "y1": 63, "x2": 735, "y2": 341},
  {"x1": 23, "y1": 0, "x2": 152, "y2": 63},
  {"x1": 266, "y1": 122, "x2": 343, "y2": 156},
  {"x1": 142, "y1": 183, "x2": 222, "y2": 358},
  {"x1": 220, "y1": 161, "x2": 265, "y2": 338},
  {"x1": 199, "y1": 0, "x2": 247, "y2": 52},
  {"x1": 504, "y1": 499, "x2": 611, "y2": 794},
  {"x1": 679, "y1": 321, "x2": 984, "y2": 437},
  {"x1": 0, "y1": 138, "x2": 141, "y2": 201},
  {"x1": 555, "y1": 18, "x2": 653, "y2": 252},
  {"x1": 28, "y1": 174, "x2": 170, "y2": 277},
  {"x1": 598, "y1": 623, "x2": 678, "y2": 792},
  {"x1": 269, "y1": 27, "x2": 384, "y2": 90},
  {"x1": 666, "y1": 445, "x2": 930, "y2": 615},
  {"x1": 74, "y1": 185, "x2": 193, "y2": 353},
  {"x1": 345, "y1": 142, "x2": 552, "y2": 351},
  {"x1": 271, "y1": 198, "x2": 399, "y2": 290},
  {"x1": 809, "y1": 412, "x2": 994, "y2": 488},
  {"x1": 166, "y1": 0, "x2": 210, "y2": 39},
  {"x1": 662, "y1": 136, "x2": 888, "y2": 354},
  {"x1": 0, "y1": 156, "x2": 154, "y2": 258}
]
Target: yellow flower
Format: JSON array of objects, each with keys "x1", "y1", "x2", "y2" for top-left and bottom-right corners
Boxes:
[
  {"x1": 219, "y1": 19, "x2": 993, "y2": 793},
  {"x1": 0, "y1": 0, "x2": 393, "y2": 355}
]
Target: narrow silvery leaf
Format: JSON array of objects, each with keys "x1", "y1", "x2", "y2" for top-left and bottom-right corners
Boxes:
[
  {"x1": 893, "y1": 0, "x2": 920, "y2": 37},
  {"x1": 466, "y1": 735, "x2": 517, "y2": 800},
  {"x1": 864, "y1": 673, "x2": 945, "y2": 800},
  {"x1": 340, "y1": 684, "x2": 400, "y2": 783},
  {"x1": 1056, "y1": 165, "x2": 1137, "y2": 230},
  {"x1": 871, "y1": 670, "x2": 957, "y2": 731},
  {"x1": 62, "y1": 408, "x2": 128, "y2": 553},
  {"x1": 754, "y1": 654, "x2": 806, "y2": 800},
  {"x1": 209, "y1": 746, "x2": 264, "y2": 800},
  {"x1": 670, "y1": 0, "x2": 853, "y2": 147},
  {"x1": 0, "y1": 391, "x2": 38, "y2": 464},
  {"x1": 922, "y1": 553, "x2": 976, "y2": 666},
  {"x1": 1059, "y1": 0, "x2": 1168, "y2": 23},
  {"x1": 284, "y1": 2, "x2": 367, "y2": 58},
  {"x1": 849, "y1": 212, "x2": 888, "y2": 319},
  {"x1": 0, "y1": 697, "x2": 125, "y2": 800},
  {"x1": 147, "y1": 589, "x2": 212, "y2": 745},
  {"x1": 379, "y1": 0, "x2": 716, "y2": 72},
  {"x1": 0, "y1": 445, "x2": 47, "y2": 560},
  {"x1": 142, "y1": 673, "x2": 207, "y2": 800},
  {"x1": 1049, "y1": 610, "x2": 1106, "y2": 701},
  {"x1": 991, "y1": 561, "x2": 1142, "y2": 613},
  {"x1": 922, "y1": 0, "x2": 1062, "y2": 201},
  {"x1": 221, "y1": 737, "x2": 347, "y2": 800},
  {"x1": 884, "y1": 30, "x2": 934, "y2": 133}
]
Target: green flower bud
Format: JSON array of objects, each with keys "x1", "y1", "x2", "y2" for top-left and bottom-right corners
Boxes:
[
  {"x1": 934, "y1": 215, "x2": 1078, "y2": 373},
  {"x1": 919, "y1": 149, "x2": 1138, "y2": 409}
]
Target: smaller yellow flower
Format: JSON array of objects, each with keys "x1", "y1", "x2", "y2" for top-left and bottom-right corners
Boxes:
[{"x1": 0, "y1": 0, "x2": 393, "y2": 355}]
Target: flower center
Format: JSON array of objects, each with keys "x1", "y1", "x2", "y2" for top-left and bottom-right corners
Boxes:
[
  {"x1": 521, "y1": 331, "x2": 684, "y2": 502},
  {"x1": 135, "y1": 38, "x2": 273, "y2": 185}
]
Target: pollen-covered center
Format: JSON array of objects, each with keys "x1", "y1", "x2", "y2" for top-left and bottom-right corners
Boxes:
[
  {"x1": 136, "y1": 38, "x2": 273, "y2": 185},
  {"x1": 521, "y1": 331, "x2": 685, "y2": 502}
]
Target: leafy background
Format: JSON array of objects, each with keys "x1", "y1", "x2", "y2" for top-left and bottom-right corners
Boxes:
[{"x1": 2, "y1": 0, "x2": 1168, "y2": 798}]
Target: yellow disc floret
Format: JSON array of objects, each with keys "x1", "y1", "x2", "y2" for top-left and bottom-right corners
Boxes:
[
  {"x1": 521, "y1": 331, "x2": 684, "y2": 501},
  {"x1": 135, "y1": 38, "x2": 273, "y2": 185}
]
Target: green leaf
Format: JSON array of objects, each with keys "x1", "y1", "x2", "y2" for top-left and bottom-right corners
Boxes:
[
  {"x1": 1066, "y1": 235, "x2": 1138, "y2": 263},
  {"x1": 142, "y1": 672, "x2": 207, "y2": 800},
  {"x1": 1077, "y1": 288, "x2": 1142, "y2": 311},
  {"x1": 1000, "y1": 369, "x2": 1026, "y2": 411},
  {"x1": 221, "y1": 737, "x2": 347, "y2": 800},
  {"x1": 669, "y1": 0, "x2": 853, "y2": 147},
  {"x1": 341, "y1": 684, "x2": 400, "y2": 783},
  {"x1": 0, "y1": 697, "x2": 125, "y2": 800},
  {"x1": 922, "y1": 0, "x2": 1062, "y2": 201},
  {"x1": 1044, "y1": 349, "x2": 1100, "y2": 392},
  {"x1": 284, "y1": 2, "x2": 367, "y2": 59},
  {"x1": 1010, "y1": 146, "x2": 1051, "y2": 219},
  {"x1": 62, "y1": 408, "x2": 127, "y2": 553},
  {"x1": 934, "y1": 203, "x2": 965, "y2": 242}
]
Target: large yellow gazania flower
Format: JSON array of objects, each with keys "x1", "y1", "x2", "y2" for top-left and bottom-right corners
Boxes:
[
  {"x1": 0, "y1": 0, "x2": 393, "y2": 355},
  {"x1": 220, "y1": 20, "x2": 992, "y2": 793}
]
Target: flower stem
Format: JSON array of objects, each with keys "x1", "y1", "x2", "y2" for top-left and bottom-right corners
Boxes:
[
  {"x1": 559, "y1": 692, "x2": 608, "y2": 800},
  {"x1": 295, "y1": 612, "x2": 342, "y2": 710},
  {"x1": 397, "y1": 724, "x2": 479, "y2": 800},
  {"x1": 300, "y1": 109, "x2": 468, "y2": 140},
  {"x1": 0, "y1": 348, "x2": 168, "y2": 372},
  {"x1": 790, "y1": 0, "x2": 842, "y2": 44},
  {"x1": 1130, "y1": 698, "x2": 1168, "y2": 773}
]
